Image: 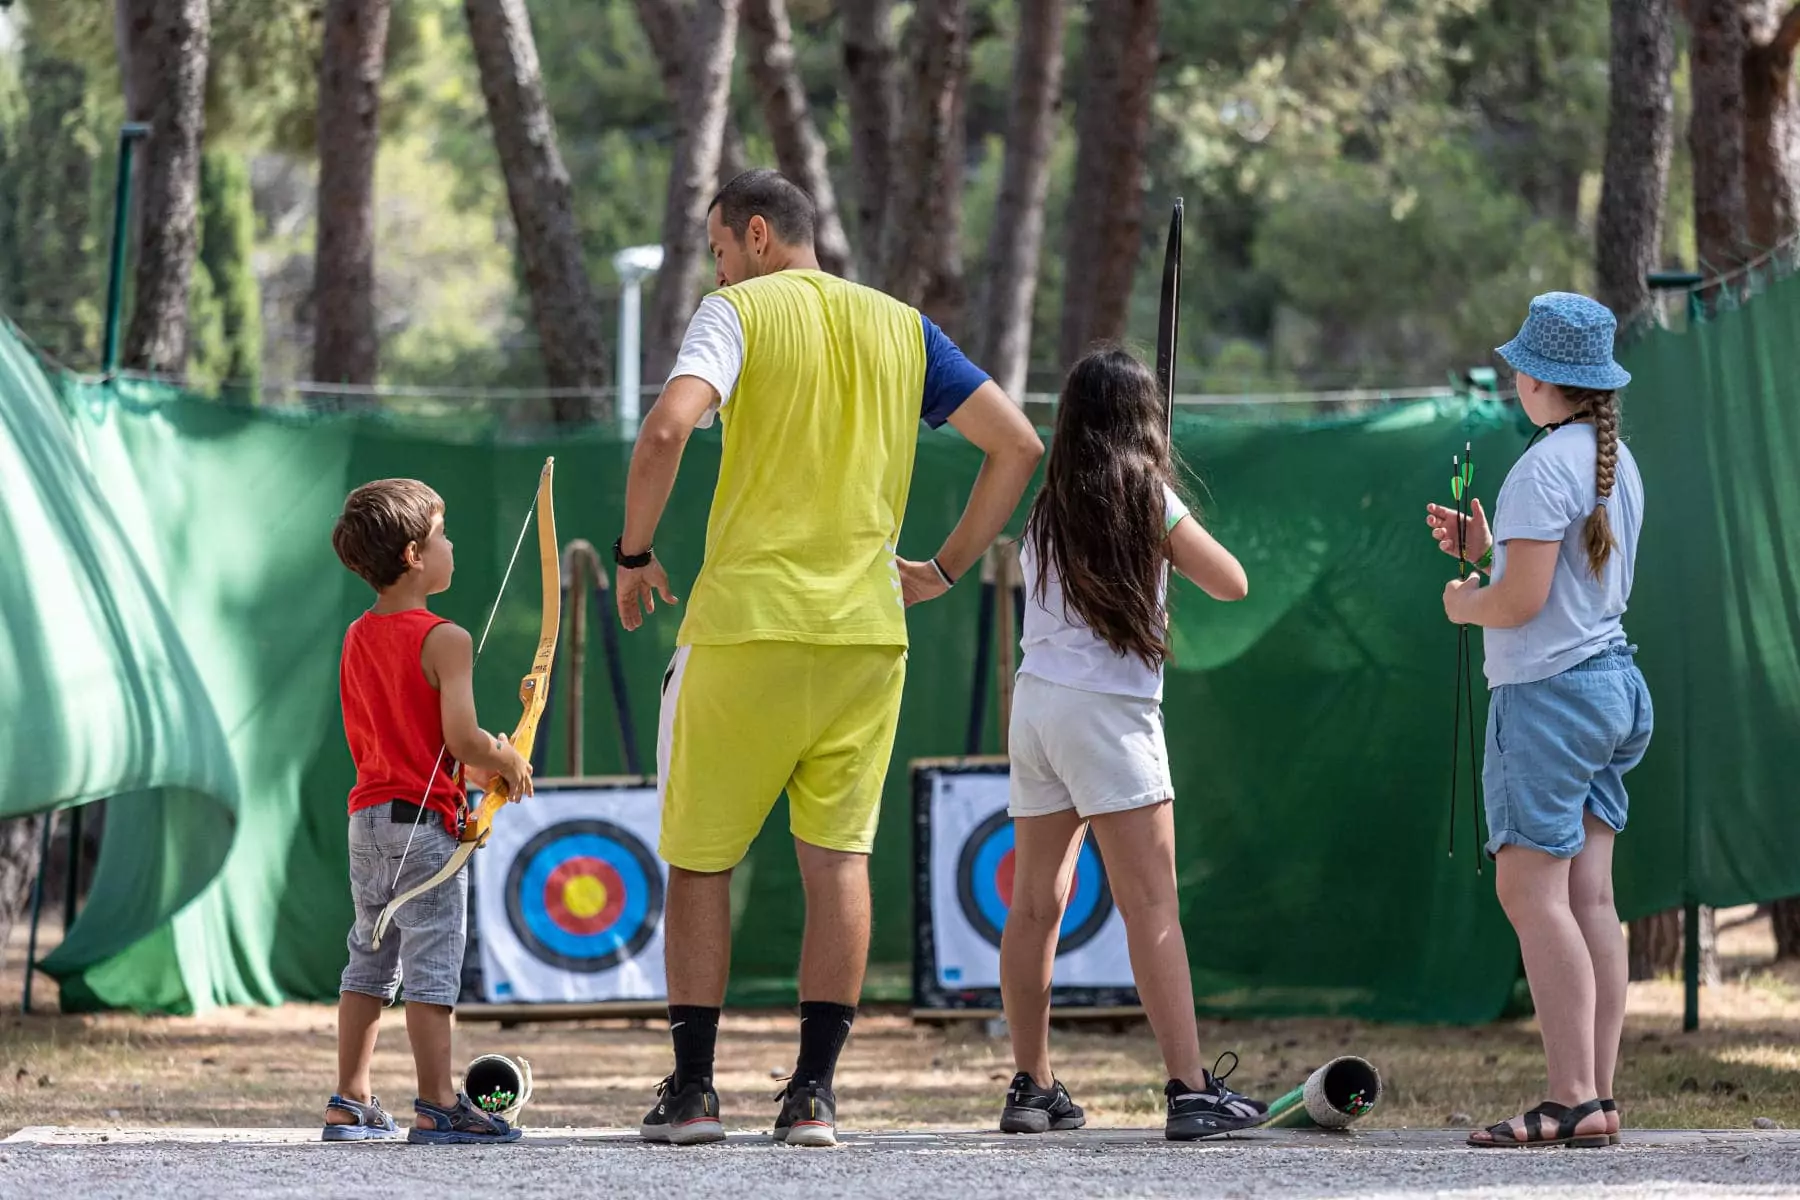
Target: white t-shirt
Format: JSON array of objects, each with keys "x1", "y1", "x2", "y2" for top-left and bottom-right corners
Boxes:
[
  {"x1": 1018, "y1": 484, "x2": 1191, "y2": 701},
  {"x1": 1484, "y1": 423, "x2": 1643, "y2": 686},
  {"x1": 666, "y1": 295, "x2": 745, "y2": 429}
]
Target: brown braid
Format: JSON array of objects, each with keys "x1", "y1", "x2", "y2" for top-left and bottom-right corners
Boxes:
[{"x1": 1562, "y1": 385, "x2": 1619, "y2": 578}]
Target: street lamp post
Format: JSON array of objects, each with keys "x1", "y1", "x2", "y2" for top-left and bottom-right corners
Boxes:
[{"x1": 612, "y1": 244, "x2": 664, "y2": 426}]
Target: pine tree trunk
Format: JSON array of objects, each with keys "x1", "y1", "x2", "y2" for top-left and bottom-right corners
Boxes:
[
  {"x1": 880, "y1": 0, "x2": 969, "y2": 310},
  {"x1": 842, "y1": 0, "x2": 898, "y2": 280},
  {"x1": 980, "y1": 0, "x2": 1067, "y2": 398},
  {"x1": 119, "y1": 0, "x2": 211, "y2": 375},
  {"x1": 1772, "y1": 896, "x2": 1800, "y2": 958},
  {"x1": 113, "y1": 0, "x2": 155, "y2": 280},
  {"x1": 1742, "y1": 2, "x2": 1800, "y2": 252},
  {"x1": 0, "y1": 815, "x2": 46, "y2": 982},
  {"x1": 742, "y1": 0, "x2": 853, "y2": 276},
  {"x1": 633, "y1": 0, "x2": 751, "y2": 196},
  {"x1": 1628, "y1": 906, "x2": 1720, "y2": 983},
  {"x1": 1688, "y1": 0, "x2": 1751, "y2": 273},
  {"x1": 919, "y1": 58, "x2": 969, "y2": 339},
  {"x1": 720, "y1": 123, "x2": 749, "y2": 186},
  {"x1": 1595, "y1": 0, "x2": 1675, "y2": 324},
  {"x1": 1058, "y1": 0, "x2": 1158, "y2": 369},
  {"x1": 644, "y1": 0, "x2": 741, "y2": 384},
  {"x1": 313, "y1": 0, "x2": 390, "y2": 389},
  {"x1": 465, "y1": 0, "x2": 610, "y2": 421}
]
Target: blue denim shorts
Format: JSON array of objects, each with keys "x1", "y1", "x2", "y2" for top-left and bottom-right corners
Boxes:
[
  {"x1": 1483, "y1": 644, "x2": 1654, "y2": 860},
  {"x1": 341, "y1": 804, "x2": 469, "y2": 1007}
]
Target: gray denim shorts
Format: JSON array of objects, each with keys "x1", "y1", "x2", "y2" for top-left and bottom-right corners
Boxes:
[{"x1": 341, "y1": 803, "x2": 468, "y2": 1008}]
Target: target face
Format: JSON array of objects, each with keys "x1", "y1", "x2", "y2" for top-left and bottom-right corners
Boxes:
[
  {"x1": 954, "y1": 808, "x2": 1114, "y2": 952},
  {"x1": 503, "y1": 818, "x2": 663, "y2": 973}
]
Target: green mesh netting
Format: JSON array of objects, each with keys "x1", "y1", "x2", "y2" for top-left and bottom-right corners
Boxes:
[{"x1": 3, "y1": 268, "x2": 1798, "y2": 1019}]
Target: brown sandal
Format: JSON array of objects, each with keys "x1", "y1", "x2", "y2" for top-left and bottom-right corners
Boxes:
[
  {"x1": 1600, "y1": 1097, "x2": 1620, "y2": 1145},
  {"x1": 1467, "y1": 1098, "x2": 1611, "y2": 1149}
]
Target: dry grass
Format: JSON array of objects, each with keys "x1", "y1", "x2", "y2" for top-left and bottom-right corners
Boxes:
[{"x1": 3, "y1": 909, "x2": 1798, "y2": 1137}]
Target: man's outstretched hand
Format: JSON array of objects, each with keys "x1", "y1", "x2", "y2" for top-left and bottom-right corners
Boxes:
[{"x1": 616, "y1": 558, "x2": 678, "y2": 630}]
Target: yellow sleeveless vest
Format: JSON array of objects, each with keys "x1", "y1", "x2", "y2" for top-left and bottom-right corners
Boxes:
[{"x1": 676, "y1": 270, "x2": 928, "y2": 648}]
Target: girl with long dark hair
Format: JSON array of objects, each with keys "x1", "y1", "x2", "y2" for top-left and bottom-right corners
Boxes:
[{"x1": 997, "y1": 346, "x2": 1268, "y2": 1141}]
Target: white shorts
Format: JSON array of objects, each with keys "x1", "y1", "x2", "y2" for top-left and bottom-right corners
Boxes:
[{"x1": 1007, "y1": 672, "x2": 1173, "y2": 819}]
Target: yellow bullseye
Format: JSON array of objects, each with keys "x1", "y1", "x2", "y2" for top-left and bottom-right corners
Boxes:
[{"x1": 561, "y1": 874, "x2": 608, "y2": 919}]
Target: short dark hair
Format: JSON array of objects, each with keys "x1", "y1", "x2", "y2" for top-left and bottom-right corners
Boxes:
[
  {"x1": 332, "y1": 478, "x2": 443, "y2": 590},
  {"x1": 708, "y1": 169, "x2": 816, "y2": 248}
]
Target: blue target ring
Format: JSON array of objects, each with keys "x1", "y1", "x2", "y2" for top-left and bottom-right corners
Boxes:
[
  {"x1": 955, "y1": 808, "x2": 1113, "y2": 952},
  {"x1": 504, "y1": 819, "x2": 663, "y2": 972}
]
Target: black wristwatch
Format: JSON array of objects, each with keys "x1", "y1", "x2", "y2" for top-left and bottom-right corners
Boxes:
[{"x1": 613, "y1": 537, "x2": 654, "y2": 569}]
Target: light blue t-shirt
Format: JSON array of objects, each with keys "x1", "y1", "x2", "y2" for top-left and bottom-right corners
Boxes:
[{"x1": 1484, "y1": 423, "x2": 1643, "y2": 687}]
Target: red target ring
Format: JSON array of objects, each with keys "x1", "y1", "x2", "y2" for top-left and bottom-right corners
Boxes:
[{"x1": 543, "y1": 856, "x2": 626, "y2": 936}]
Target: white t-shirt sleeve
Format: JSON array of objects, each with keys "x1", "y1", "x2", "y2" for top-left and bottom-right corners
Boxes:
[
  {"x1": 1493, "y1": 449, "x2": 1585, "y2": 543},
  {"x1": 666, "y1": 295, "x2": 744, "y2": 429},
  {"x1": 1162, "y1": 483, "x2": 1191, "y2": 533}
]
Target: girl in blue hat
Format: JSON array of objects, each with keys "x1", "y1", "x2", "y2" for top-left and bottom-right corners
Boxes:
[{"x1": 1426, "y1": 292, "x2": 1654, "y2": 1149}]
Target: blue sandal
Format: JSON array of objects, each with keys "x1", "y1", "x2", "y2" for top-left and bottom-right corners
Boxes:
[
  {"x1": 322, "y1": 1093, "x2": 399, "y2": 1141},
  {"x1": 408, "y1": 1092, "x2": 524, "y2": 1145}
]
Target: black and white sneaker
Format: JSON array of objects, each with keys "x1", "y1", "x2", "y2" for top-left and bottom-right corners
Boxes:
[
  {"x1": 999, "y1": 1073, "x2": 1086, "y2": 1133},
  {"x1": 772, "y1": 1080, "x2": 838, "y2": 1147},
  {"x1": 640, "y1": 1074, "x2": 725, "y2": 1145},
  {"x1": 1165, "y1": 1053, "x2": 1269, "y2": 1141}
]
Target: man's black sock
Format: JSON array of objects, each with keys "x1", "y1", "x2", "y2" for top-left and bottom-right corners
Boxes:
[
  {"x1": 793, "y1": 1001, "x2": 856, "y2": 1091},
  {"x1": 668, "y1": 1004, "x2": 720, "y2": 1090}
]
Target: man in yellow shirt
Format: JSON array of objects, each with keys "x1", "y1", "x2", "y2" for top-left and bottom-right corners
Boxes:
[{"x1": 615, "y1": 169, "x2": 1042, "y2": 1146}]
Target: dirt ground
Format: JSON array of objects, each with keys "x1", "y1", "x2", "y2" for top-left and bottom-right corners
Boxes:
[{"x1": 3, "y1": 907, "x2": 1797, "y2": 1137}]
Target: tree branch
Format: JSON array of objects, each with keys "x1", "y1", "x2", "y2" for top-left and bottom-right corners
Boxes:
[{"x1": 1776, "y1": 2, "x2": 1800, "y2": 58}]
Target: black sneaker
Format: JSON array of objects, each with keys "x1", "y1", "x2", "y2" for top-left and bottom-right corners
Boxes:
[
  {"x1": 772, "y1": 1079, "x2": 837, "y2": 1147},
  {"x1": 999, "y1": 1072, "x2": 1086, "y2": 1133},
  {"x1": 640, "y1": 1074, "x2": 725, "y2": 1145},
  {"x1": 1165, "y1": 1053, "x2": 1269, "y2": 1141}
]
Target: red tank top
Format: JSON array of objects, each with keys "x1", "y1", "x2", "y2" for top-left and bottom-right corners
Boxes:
[{"x1": 340, "y1": 608, "x2": 465, "y2": 834}]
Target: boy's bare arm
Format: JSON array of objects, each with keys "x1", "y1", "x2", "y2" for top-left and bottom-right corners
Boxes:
[{"x1": 422, "y1": 624, "x2": 532, "y2": 793}]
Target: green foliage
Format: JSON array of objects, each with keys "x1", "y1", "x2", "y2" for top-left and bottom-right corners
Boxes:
[
  {"x1": 1146, "y1": 0, "x2": 1609, "y2": 386},
  {"x1": 7, "y1": 0, "x2": 1655, "y2": 394},
  {"x1": 0, "y1": 49, "x2": 21, "y2": 319},
  {"x1": 185, "y1": 241, "x2": 228, "y2": 392},
  {"x1": 3, "y1": 40, "x2": 102, "y2": 366},
  {"x1": 192, "y1": 150, "x2": 261, "y2": 399},
  {"x1": 1252, "y1": 142, "x2": 1589, "y2": 379}
]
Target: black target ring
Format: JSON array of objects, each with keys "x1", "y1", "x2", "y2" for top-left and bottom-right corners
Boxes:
[{"x1": 503, "y1": 818, "x2": 664, "y2": 973}]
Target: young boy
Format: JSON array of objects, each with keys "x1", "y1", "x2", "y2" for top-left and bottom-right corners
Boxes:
[{"x1": 325, "y1": 478, "x2": 533, "y2": 1144}]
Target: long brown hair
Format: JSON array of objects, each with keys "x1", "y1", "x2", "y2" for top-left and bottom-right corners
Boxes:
[
  {"x1": 1024, "y1": 347, "x2": 1180, "y2": 669},
  {"x1": 1559, "y1": 385, "x2": 1620, "y2": 578}
]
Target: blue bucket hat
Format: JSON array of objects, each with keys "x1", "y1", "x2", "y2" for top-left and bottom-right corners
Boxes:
[{"x1": 1495, "y1": 292, "x2": 1631, "y2": 391}]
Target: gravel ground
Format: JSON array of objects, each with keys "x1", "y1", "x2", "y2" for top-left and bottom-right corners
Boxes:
[{"x1": 4, "y1": 1128, "x2": 1799, "y2": 1199}]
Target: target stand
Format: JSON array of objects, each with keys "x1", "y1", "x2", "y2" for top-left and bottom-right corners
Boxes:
[
  {"x1": 911, "y1": 759, "x2": 1141, "y2": 1022},
  {"x1": 458, "y1": 777, "x2": 668, "y2": 1023}
]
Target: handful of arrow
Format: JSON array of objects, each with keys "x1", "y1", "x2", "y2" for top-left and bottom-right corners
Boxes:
[{"x1": 1447, "y1": 444, "x2": 1482, "y2": 871}]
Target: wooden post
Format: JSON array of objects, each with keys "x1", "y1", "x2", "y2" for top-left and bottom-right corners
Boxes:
[
  {"x1": 995, "y1": 540, "x2": 1020, "y2": 752},
  {"x1": 561, "y1": 542, "x2": 587, "y2": 777},
  {"x1": 559, "y1": 540, "x2": 607, "y2": 777}
]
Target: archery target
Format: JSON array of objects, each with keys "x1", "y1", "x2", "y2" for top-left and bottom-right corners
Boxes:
[
  {"x1": 474, "y1": 783, "x2": 667, "y2": 1002},
  {"x1": 955, "y1": 808, "x2": 1114, "y2": 952},
  {"x1": 925, "y1": 768, "x2": 1133, "y2": 992}
]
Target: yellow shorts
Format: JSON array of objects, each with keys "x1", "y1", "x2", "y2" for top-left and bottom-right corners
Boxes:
[{"x1": 656, "y1": 641, "x2": 906, "y2": 872}]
